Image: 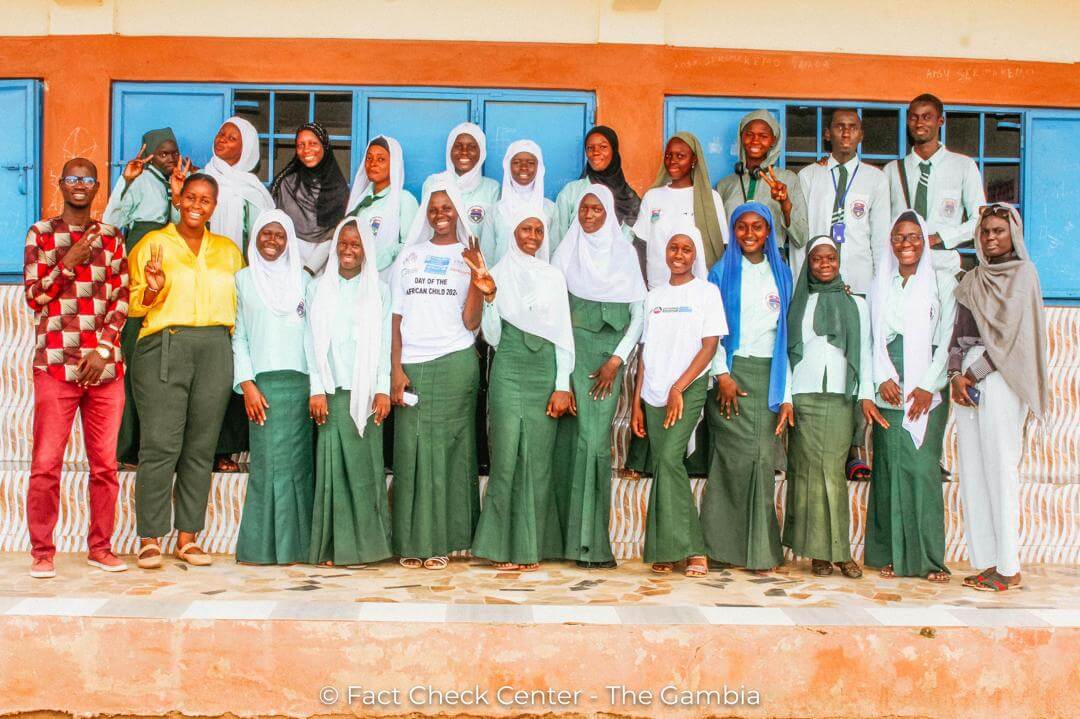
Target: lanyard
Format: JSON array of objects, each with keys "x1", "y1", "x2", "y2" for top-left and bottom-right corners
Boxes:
[{"x1": 830, "y1": 161, "x2": 860, "y2": 209}]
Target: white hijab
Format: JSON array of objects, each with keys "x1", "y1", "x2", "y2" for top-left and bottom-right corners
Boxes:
[
  {"x1": 347, "y1": 135, "x2": 405, "y2": 253},
  {"x1": 246, "y1": 209, "x2": 304, "y2": 317},
  {"x1": 402, "y1": 175, "x2": 471, "y2": 248},
  {"x1": 496, "y1": 140, "x2": 546, "y2": 224},
  {"x1": 204, "y1": 116, "x2": 274, "y2": 248},
  {"x1": 665, "y1": 220, "x2": 709, "y2": 281},
  {"x1": 443, "y1": 122, "x2": 488, "y2": 193},
  {"x1": 552, "y1": 184, "x2": 646, "y2": 303},
  {"x1": 870, "y1": 210, "x2": 942, "y2": 448},
  {"x1": 490, "y1": 209, "x2": 575, "y2": 361},
  {"x1": 310, "y1": 218, "x2": 383, "y2": 436}
]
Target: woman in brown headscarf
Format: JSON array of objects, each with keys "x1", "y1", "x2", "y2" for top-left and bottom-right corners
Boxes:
[{"x1": 948, "y1": 203, "x2": 1047, "y2": 592}]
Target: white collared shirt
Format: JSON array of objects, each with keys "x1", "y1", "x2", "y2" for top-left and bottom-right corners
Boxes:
[
  {"x1": 789, "y1": 293, "x2": 874, "y2": 400},
  {"x1": 796, "y1": 155, "x2": 891, "y2": 294},
  {"x1": 884, "y1": 145, "x2": 985, "y2": 274}
]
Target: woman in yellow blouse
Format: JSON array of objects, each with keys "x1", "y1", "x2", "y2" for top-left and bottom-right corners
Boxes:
[{"x1": 127, "y1": 173, "x2": 244, "y2": 569}]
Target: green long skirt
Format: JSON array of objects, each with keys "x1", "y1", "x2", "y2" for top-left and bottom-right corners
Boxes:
[
  {"x1": 392, "y1": 347, "x2": 481, "y2": 558},
  {"x1": 553, "y1": 324, "x2": 623, "y2": 563},
  {"x1": 471, "y1": 323, "x2": 563, "y2": 564},
  {"x1": 782, "y1": 393, "x2": 855, "y2": 562},
  {"x1": 115, "y1": 219, "x2": 166, "y2": 465},
  {"x1": 625, "y1": 421, "x2": 711, "y2": 477},
  {"x1": 700, "y1": 356, "x2": 784, "y2": 570},
  {"x1": 236, "y1": 371, "x2": 315, "y2": 564},
  {"x1": 310, "y1": 389, "x2": 393, "y2": 565},
  {"x1": 865, "y1": 338, "x2": 950, "y2": 577},
  {"x1": 643, "y1": 376, "x2": 708, "y2": 563}
]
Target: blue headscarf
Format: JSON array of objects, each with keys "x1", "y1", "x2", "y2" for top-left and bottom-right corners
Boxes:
[{"x1": 707, "y1": 201, "x2": 793, "y2": 412}]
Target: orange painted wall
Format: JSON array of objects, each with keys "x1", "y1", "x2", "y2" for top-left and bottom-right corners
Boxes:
[{"x1": 0, "y1": 35, "x2": 1078, "y2": 215}]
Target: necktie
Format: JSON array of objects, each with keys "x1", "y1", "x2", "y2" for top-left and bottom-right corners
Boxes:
[
  {"x1": 349, "y1": 193, "x2": 378, "y2": 217},
  {"x1": 914, "y1": 161, "x2": 931, "y2": 219},
  {"x1": 831, "y1": 163, "x2": 849, "y2": 226}
]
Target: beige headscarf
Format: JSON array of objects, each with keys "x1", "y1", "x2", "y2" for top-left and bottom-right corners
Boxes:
[
  {"x1": 650, "y1": 131, "x2": 726, "y2": 268},
  {"x1": 955, "y1": 203, "x2": 1048, "y2": 418}
]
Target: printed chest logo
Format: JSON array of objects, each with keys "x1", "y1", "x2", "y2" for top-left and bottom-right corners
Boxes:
[
  {"x1": 766, "y1": 293, "x2": 782, "y2": 312},
  {"x1": 296, "y1": 300, "x2": 306, "y2": 319},
  {"x1": 653, "y1": 305, "x2": 693, "y2": 314},
  {"x1": 940, "y1": 198, "x2": 958, "y2": 219},
  {"x1": 370, "y1": 215, "x2": 383, "y2": 233},
  {"x1": 850, "y1": 200, "x2": 867, "y2": 219},
  {"x1": 468, "y1": 205, "x2": 486, "y2": 224},
  {"x1": 651, "y1": 208, "x2": 661, "y2": 222},
  {"x1": 402, "y1": 251, "x2": 421, "y2": 272},
  {"x1": 424, "y1": 255, "x2": 451, "y2": 276}
]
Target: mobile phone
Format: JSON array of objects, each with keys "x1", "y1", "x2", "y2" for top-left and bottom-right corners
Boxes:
[
  {"x1": 402, "y1": 391, "x2": 419, "y2": 407},
  {"x1": 966, "y1": 386, "x2": 981, "y2": 406}
]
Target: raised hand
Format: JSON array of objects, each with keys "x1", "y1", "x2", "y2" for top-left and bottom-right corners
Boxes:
[
  {"x1": 759, "y1": 165, "x2": 789, "y2": 204},
  {"x1": 169, "y1": 156, "x2": 192, "y2": 204},
  {"x1": 61, "y1": 224, "x2": 100, "y2": 269},
  {"x1": 122, "y1": 144, "x2": 151, "y2": 183},
  {"x1": 462, "y1": 236, "x2": 496, "y2": 297},
  {"x1": 144, "y1": 243, "x2": 166, "y2": 291}
]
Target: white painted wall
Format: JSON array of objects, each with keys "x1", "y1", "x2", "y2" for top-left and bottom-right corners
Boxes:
[{"x1": 1, "y1": 0, "x2": 1077, "y2": 64}]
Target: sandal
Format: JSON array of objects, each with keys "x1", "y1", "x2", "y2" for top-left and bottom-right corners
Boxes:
[
  {"x1": 651, "y1": 562, "x2": 673, "y2": 574},
  {"x1": 837, "y1": 561, "x2": 863, "y2": 579},
  {"x1": 491, "y1": 562, "x2": 520, "y2": 570},
  {"x1": 399, "y1": 557, "x2": 423, "y2": 569},
  {"x1": 518, "y1": 563, "x2": 540, "y2": 573},
  {"x1": 963, "y1": 567, "x2": 995, "y2": 587},
  {"x1": 812, "y1": 559, "x2": 834, "y2": 576},
  {"x1": 846, "y1": 458, "x2": 871, "y2": 482},
  {"x1": 971, "y1": 571, "x2": 1021, "y2": 592},
  {"x1": 176, "y1": 542, "x2": 212, "y2": 567},
  {"x1": 927, "y1": 571, "x2": 951, "y2": 583},
  {"x1": 879, "y1": 564, "x2": 895, "y2": 579},
  {"x1": 684, "y1": 556, "x2": 708, "y2": 577},
  {"x1": 423, "y1": 556, "x2": 449, "y2": 571},
  {"x1": 137, "y1": 543, "x2": 163, "y2": 570}
]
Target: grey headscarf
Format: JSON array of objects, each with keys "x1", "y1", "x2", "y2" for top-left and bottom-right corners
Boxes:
[
  {"x1": 955, "y1": 203, "x2": 1048, "y2": 418},
  {"x1": 737, "y1": 110, "x2": 783, "y2": 168}
]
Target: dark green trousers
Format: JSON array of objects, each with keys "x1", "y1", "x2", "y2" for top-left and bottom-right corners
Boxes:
[{"x1": 132, "y1": 325, "x2": 234, "y2": 538}]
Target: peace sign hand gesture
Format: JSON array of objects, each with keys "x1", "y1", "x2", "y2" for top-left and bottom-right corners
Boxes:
[
  {"x1": 144, "y1": 243, "x2": 166, "y2": 291},
  {"x1": 169, "y1": 156, "x2": 193, "y2": 205},
  {"x1": 462, "y1": 236, "x2": 496, "y2": 299},
  {"x1": 759, "y1": 165, "x2": 789, "y2": 204},
  {"x1": 122, "y1": 144, "x2": 152, "y2": 183}
]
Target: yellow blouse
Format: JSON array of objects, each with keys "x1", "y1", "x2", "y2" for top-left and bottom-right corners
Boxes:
[{"x1": 128, "y1": 223, "x2": 244, "y2": 339}]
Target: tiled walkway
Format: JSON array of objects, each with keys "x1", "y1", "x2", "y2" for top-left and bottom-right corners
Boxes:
[{"x1": 1, "y1": 553, "x2": 1076, "y2": 627}]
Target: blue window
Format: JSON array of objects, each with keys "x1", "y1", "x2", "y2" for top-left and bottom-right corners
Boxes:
[
  {"x1": 0, "y1": 80, "x2": 42, "y2": 276},
  {"x1": 111, "y1": 82, "x2": 596, "y2": 202},
  {"x1": 666, "y1": 96, "x2": 1080, "y2": 300}
]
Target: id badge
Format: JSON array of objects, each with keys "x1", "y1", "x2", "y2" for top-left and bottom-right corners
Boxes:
[{"x1": 831, "y1": 222, "x2": 846, "y2": 244}]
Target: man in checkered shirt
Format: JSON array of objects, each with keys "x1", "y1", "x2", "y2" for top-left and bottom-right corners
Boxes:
[{"x1": 22, "y1": 157, "x2": 130, "y2": 579}]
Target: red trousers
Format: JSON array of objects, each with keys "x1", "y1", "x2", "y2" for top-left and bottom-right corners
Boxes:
[{"x1": 28, "y1": 371, "x2": 124, "y2": 559}]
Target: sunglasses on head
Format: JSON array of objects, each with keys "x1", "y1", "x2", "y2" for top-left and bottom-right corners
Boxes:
[
  {"x1": 61, "y1": 175, "x2": 97, "y2": 187},
  {"x1": 980, "y1": 204, "x2": 1011, "y2": 220}
]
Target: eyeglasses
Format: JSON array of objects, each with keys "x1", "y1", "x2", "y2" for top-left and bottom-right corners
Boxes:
[
  {"x1": 889, "y1": 233, "x2": 923, "y2": 246},
  {"x1": 980, "y1": 204, "x2": 1011, "y2": 220},
  {"x1": 61, "y1": 176, "x2": 97, "y2": 187}
]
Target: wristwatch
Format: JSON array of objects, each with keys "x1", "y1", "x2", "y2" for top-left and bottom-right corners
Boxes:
[{"x1": 95, "y1": 346, "x2": 111, "y2": 360}]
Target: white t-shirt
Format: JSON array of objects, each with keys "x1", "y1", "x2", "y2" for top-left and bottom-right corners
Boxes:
[
  {"x1": 641, "y1": 277, "x2": 727, "y2": 407},
  {"x1": 632, "y1": 185, "x2": 728, "y2": 290},
  {"x1": 390, "y1": 241, "x2": 476, "y2": 364}
]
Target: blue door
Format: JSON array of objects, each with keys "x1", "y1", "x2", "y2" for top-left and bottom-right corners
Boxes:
[
  {"x1": 362, "y1": 91, "x2": 474, "y2": 199},
  {"x1": 0, "y1": 80, "x2": 40, "y2": 275},
  {"x1": 1023, "y1": 110, "x2": 1080, "y2": 300},
  {"x1": 665, "y1": 97, "x2": 787, "y2": 187},
  {"x1": 481, "y1": 93, "x2": 595, "y2": 200},
  {"x1": 111, "y1": 83, "x2": 231, "y2": 187}
]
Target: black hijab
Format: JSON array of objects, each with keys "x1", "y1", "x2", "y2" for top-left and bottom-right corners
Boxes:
[
  {"x1": 581, "y1": 125, "x2": 641, "y2": 225},
  {"x1": 270, "y1": 122, "x2": 349, "y2": 230}
]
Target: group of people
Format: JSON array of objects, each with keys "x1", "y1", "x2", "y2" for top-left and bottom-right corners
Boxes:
[{"x1": 23, "y1": 93, "x2": 1046, "y2": 594}]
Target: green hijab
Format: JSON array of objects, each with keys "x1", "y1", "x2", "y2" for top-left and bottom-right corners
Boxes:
[
  {"x1": 787, "y1": 235, "x2": 861, "y2": 394},
  {"x1": 651, "y1": 131, "x2": 726, "y2": 267}
]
